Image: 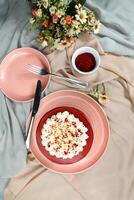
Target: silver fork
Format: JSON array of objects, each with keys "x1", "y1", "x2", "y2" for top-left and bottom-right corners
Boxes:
[{"x1": 26, "y1": 64, "x2": 89, "y2": 88}]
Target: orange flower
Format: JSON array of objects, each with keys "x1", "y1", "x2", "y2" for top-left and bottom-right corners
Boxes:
[
  {"x1": 52, "y1": 15, "x2": 58, "y2": 23},
  {"x1": 43, "y1": 19, "x2": 49, "y2": 27},
  {"x1": 32, "y1": 9, "x2": 37, "y2": 17},
  {"x1": 65, "y1": 15, "x2": 72, "y2": 25}
]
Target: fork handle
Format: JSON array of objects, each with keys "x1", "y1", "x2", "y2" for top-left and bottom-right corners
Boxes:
[{"x1": 48, "y1": 73, "x2": 88, "y2": 88}]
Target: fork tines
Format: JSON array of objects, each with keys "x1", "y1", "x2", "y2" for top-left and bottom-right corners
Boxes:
[{"x1": 26, "y1": 64, "x2": 43, "y2": 75}]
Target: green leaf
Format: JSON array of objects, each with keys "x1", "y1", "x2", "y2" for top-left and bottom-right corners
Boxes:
[
  {"x1": 66, "y1": 0, "x2": 86, "y2": 16},
  {"x1": 78, "y1": 0, "x2": 86, "y2": 5},
  {"x1": 66, "y1": 0, "x2": 77, "y2": 16}
]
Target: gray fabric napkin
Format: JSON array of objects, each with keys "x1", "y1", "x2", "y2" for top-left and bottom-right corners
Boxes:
[
  {"x1": 86, "y1": 0, "x2": 134, "y2": 58},
  {"x1": 0, "y1": 0, "x2": 32, "y2": 198},
  {"x1": 0, "y1": 0, "x2": 33, "y2": 178}
]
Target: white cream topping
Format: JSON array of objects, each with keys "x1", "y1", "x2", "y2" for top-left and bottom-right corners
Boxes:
[{"x1": 41, "y1": 111, "x2": 88, "y2": 159}]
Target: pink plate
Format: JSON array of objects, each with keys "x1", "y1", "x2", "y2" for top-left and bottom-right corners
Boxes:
[
  {"x1": 0, "y1": 48, "x2": 51, "y2": 102},
  {"x1": 29, "y1": 90, "x2": 110, "y2": 174}
]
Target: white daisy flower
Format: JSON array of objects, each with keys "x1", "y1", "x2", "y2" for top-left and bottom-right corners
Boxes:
[
  {"x1": 41, "y1": 40, "x2": 48, "y2": 48},
  {"x1": 93, "y1": 22, "x2": 101, "y2": 34},
  {"x1": 49, "y1": 6, "x2": 56, "y2": 15},
  {"x1": 36, "y1": 8, "x2": 42, "y2": 18},
  {"x1": 72, "y1": 20, "x2": 80, "y2": 29},
  {"x1": 56, "y1": 9, "x2": 64, "y2": 18},
  {"x1": 75, "y1": 9, "x2": 87, "y2": 24},
  {"x1": 43, "y1": 0, "x2": 49, "y2": 9},
  {"x1": 88, "y1": 15, "x2": 96, "y2": 26},
  {"x1": 75, "y1": 3, "x2": 82, "y2": 10}
]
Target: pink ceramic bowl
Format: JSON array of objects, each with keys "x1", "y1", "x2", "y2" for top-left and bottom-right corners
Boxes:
[{"x1": 29, "y1": 90, "x2": 109, "y2": 174}]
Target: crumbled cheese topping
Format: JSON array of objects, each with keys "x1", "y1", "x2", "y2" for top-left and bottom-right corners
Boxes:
[{"x1": 41, "y1": 111, "x2": 88, "y2": 159}]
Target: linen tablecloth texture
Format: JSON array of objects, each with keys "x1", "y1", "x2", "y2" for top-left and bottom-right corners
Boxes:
[{"x1": 4, "y1": 33, "x2": 134, "y2": 200}]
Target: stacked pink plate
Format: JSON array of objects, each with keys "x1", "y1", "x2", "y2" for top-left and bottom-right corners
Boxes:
[{"x1": 29, "y1": 90, "x2": 109, "y2": 174}]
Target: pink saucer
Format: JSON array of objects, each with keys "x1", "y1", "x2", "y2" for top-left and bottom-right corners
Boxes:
[
  {"x1": 29, "y1": 90, "x2": 110, "y2": 174},
  {"x1": 0, "y1": 48, "x2": 51, "y2": 102}
]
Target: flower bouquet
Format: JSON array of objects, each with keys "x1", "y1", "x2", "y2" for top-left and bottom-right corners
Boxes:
[{"x1": 29, "y1": 0, "x2": 100, "y2": 50}]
